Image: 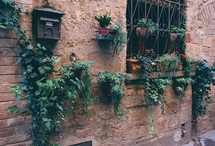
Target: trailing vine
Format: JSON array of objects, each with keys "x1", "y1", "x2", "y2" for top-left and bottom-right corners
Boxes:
[
  {"x1": 192, "y1": 60, "x2": 215, "y2": 122},
  {"x1": 173, "y1": 77, "x2": 193, "y2": 108},
  {"x1": 138, "y1": 56, "x2": 170, "y2": 135},
  {"x1": 2, "y1": 1, "x2": 95, "y2": 145},
  {"x1": 97, "y1": 71, "x2": 131, "y2": 120}
]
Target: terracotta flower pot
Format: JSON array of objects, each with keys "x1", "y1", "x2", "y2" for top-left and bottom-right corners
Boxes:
[
  {"x1": 126, "y1": 59, "x2": 142, "y2": 74},
  {"x1": 136, "y1": 27, "x2": 150, "y2": 41},
  {"x1": 98, "y1": 28, "x2": 110, "y2": 35},
  {"x1": 170, "y1": 33, "x2": 178, "y2": 43},
  {"x1": 178, "y1": 62, "x2": 183, "y2": 71}
]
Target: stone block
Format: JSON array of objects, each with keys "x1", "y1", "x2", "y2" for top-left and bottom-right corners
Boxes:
[
  {"x1": 164, "y1": 99, "x2": 179, "y2": 114},
  {"x1": 178, "y1": 109, "x2": 192, "y2": 124},
  {"x1": 203, "y1": 37, "x2": 213, "y2": 47},
  {"x1": 154, "y1": 117, "x2": 168, "y2": 134},
  {"x1": 157, "y1": 129, "x2": 182, "y2": 146},
  {"x1": 122, "y1": 95, "x2": 143, "y2": 108},
  {"x1": 128, "y1": 105, "x2": 162, "y2": 124}
]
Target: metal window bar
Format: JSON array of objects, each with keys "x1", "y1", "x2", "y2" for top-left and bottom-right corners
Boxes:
[{"x1": 126, "y1": 0, "x2": 186, "y2": 59}]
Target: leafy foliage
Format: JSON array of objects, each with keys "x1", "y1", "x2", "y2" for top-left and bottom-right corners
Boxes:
[
  {"x1": 111, "y1": 20, "x2": 127, "y2": 60},
  {"x1": 170, "y1": 25, "x2": 186, "y2": 38},
  {"x1": 192, "y1": 60, "x2": 215, "y2": 121},
  {"x1": 95, "y1": 12, "x2": 112, "y2": 28},
  {"x1": 137, "y1": 18, "x2": 158, "y2": 33},
  {"x1": 158, "y1": 54, "x2": 180, "y2": 79},
  {"x1": 97, "y1": 71, "x2": 131, "y2": 120},
  {"x1": 3, "y1": 1, "x2": 95, "y2": 145}
]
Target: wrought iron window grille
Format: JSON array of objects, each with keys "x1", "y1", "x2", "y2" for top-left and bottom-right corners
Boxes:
[{"x1": 126, "y1": 0, "x2": 186, "y2": 59}]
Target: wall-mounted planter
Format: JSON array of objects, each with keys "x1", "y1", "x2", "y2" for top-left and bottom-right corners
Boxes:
[
  {"x1": 126, "y1": 59, "x2": 142, "y2": 74},
  {"x1": 96, "y1": 34, "x2": 114, "y2": 41}
]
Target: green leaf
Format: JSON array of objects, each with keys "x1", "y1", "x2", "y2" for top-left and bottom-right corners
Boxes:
[
  {"x1": 57, "y1": 103, "x2": 63, "y2": 111},
  {"x1": 15, "y1": 95, "x2": 21, "y2": 104},
  {"x1": 45, "y1": 121, "x2": 51, "y2": 131}
]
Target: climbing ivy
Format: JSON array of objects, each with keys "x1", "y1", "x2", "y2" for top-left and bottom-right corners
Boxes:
[
  {"x1": 2, "y1": 1, "x2": 95, "y2": 145},
  {"x1": 192, "y1": 60, "x2": 215, "y2": 122}
]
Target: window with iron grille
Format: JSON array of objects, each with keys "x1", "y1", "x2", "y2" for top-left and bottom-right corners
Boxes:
[{"x1": 126, "y1": 0, "x2": 186, "y2": 59}]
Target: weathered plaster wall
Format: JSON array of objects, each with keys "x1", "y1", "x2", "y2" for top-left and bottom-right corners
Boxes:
[
  {"x1": 33, "y1": 0, "x2": 127, "y2": 74},
  {"x1": 186, "y1": 0, "x2": 215, "y2": 136}
]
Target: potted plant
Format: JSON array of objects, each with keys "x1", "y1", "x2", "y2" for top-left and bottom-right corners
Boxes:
[
  {"x1": 60, "y1": 61, "x2": 95, "y2": 80},
  {"x1": 97, "y1": 71, "x2": 131, "y2": 119},
  {"x1": 157, "y1": 54, "x2": 181, "y2": 79},
  {"x1": 95, "y1": 12, "x2": 112, "y2": 35},
  {"x1": 170, "y1": 25, "x2": 186, "y2": 43},
  {"x1": 136, "y1": 18, "x2": 158, "y2": 40},
  {"x1": 126, "y1": 56, "x2": 142, "y2": 73}
]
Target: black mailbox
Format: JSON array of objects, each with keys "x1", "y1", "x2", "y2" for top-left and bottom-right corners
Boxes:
[{"x1": 33, "y1": 8, "x2": 64, "y2": 40}]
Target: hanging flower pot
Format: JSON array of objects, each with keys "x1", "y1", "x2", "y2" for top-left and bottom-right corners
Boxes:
[
  {"x1": 170, "y1": 33, "x2": 178, "y2": 43},
  {"x1": 126, "y1": 59, "x2": 142, "y2": 73},
  {"x1": 98, "y1": 27, "x2": 110, "y2": 35},
  {"x1": 136, "y1": 27, "x2": 150, "y2": 41}
]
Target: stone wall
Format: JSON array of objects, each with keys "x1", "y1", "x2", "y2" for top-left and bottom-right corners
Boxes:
[
  {"x1": 186, "y1": 0, "x2": 215, "y2": 136},
  {"x1": 52, "y1": 82, "x2": 192, "y2": 146},
  {"x1": 0, "y1": 0, "x2": 214, "y2": 145}
]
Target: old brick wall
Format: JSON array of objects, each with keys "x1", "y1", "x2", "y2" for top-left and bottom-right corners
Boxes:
[
  {"x1": 0, "y1": 0, "x2": 33, "y2": 145},
  {"x1": 186, "y1": 0, "x2": 215, "y2": 135}
]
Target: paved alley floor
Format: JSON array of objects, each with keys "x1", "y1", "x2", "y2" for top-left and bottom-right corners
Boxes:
[{"x1": 182, "y1": 130, "x2": 215, "y2": 146}]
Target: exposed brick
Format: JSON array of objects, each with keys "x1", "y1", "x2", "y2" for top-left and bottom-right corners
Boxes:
[
  {"x1": 0, "y1": 48, "x2": 19, "y2": 57},
  {"x1": 0, "y1": 66, "x2": 22, "y2": 75},
  {"x1": 8, "y1": 140, "x2": 32, "y2": 146},
  {"x1": 0, "y1": 100, "x2": 27, "y2": 111},
  {"x1": 0, "y1": 124, "x2": 31, "y2": 145},
  {"x1": 0, "y1": 110, "x2": 19, "y2": 120},
  {"x1": 0, "y1": 75, "x2": 22, "y2": 84},
  {"x1": 0, "y1": 29, "x2": 16, "y2": 38},
  {"x1": 0, "y1": 84, "x2": 16, "y2": 93},
  {"x1": 0, "y1": 57, "x2": 18, "y2": 66},
  {"x1": 0, "y1": 38, "x2": 17, "y2": 48},
  {"x1": 0, "y1": 116, "x2": 31, "y2": 129},
  {"x1": 0, "y1": 93, "x2": 16, "y2": 101},
  {"x1": 185, "y1": 33, "x2": 192, "y2": 43}
]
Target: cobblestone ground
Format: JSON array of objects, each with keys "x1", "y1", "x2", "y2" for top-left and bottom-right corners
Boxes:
[{"x1": 182, "y1": 130, "x2": 215, "y2": 146}]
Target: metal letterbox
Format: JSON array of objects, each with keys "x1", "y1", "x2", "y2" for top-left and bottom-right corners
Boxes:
[{"x1": 33, "y1": 8, "x2": 64, "y2": 40}]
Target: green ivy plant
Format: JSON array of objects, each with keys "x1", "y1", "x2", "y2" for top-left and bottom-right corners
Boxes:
[
  {"x1": 111, "y1": 20, "x2": 127, "y2": 60},
  {"x1": 60, "y1": 61, "x2": 96, "y2": 117},
  {"x1": 173, "y1": 77, "x2": 193, "y2": 109},
  {"x1": 192, "y1": 60, "x2": 215, "y2": 122},
  {"x1": 2, "y1": 1, "x2": 95, "y2": 145},
  {"x1": 138, "y1": 56, "x2": 170, "y2": 135},
  {"x1": 97, "y1": 71, "x2": 131, "y2": 120}
]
